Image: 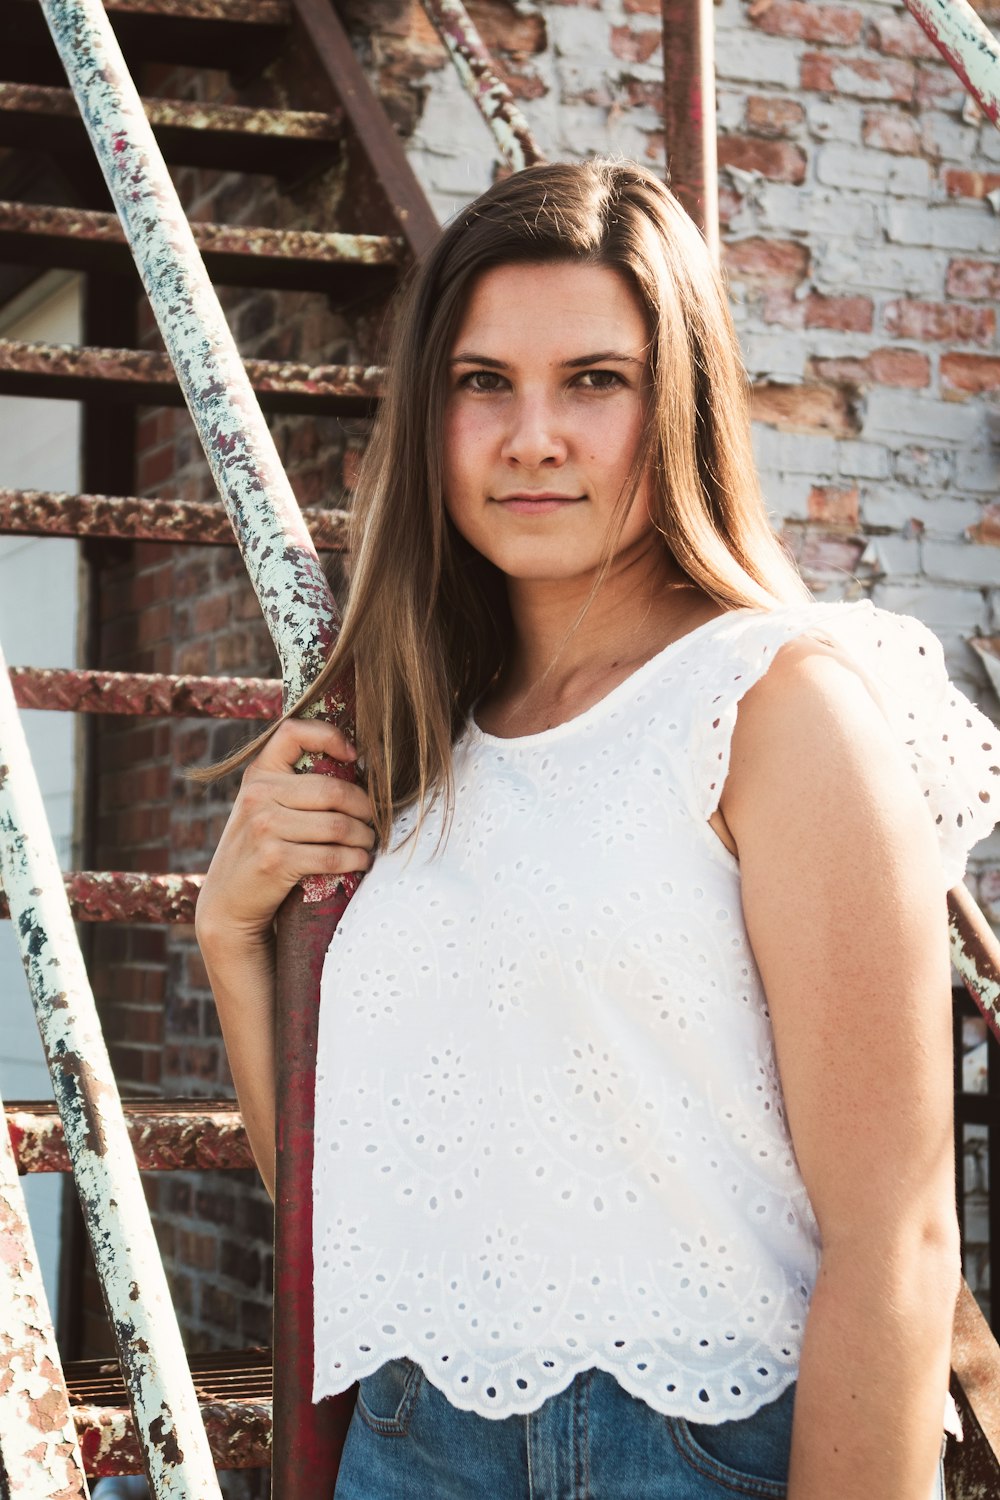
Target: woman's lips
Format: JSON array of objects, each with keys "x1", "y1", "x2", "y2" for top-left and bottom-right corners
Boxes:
[{"x1": 492, "y1": 494, "x2": 584, "y2": 515}]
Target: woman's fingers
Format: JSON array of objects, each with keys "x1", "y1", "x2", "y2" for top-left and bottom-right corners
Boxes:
[
  {"x1": 241, "y1": 765, "x2": 373, "y2": 823},
  {"x1": 264, "y1": 807, "x2": 377, "y2": 852},
  {"x1": 255, "y1": 717, "x2": 357, "y2": 772}
]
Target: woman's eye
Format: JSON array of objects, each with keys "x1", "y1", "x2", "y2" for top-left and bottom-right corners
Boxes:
[
  {"x1": 461, "y1": 370, "x2": 505, "y2": 393},
  {"x1": 577, "y1": 368, "x2": 623, "y2": 391}
]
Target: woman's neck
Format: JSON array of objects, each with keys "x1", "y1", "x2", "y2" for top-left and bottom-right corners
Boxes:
[{"x1": 482, "y1": 542, "x2": 719, "y2": 736}]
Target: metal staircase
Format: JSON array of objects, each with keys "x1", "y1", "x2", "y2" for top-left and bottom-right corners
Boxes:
[
  {"x1": 0, "y1": 1, "x2": 439, "y2": 1494},
  {"x1": 1, "y1": 1, "x2": 999, "y2": 1498}
]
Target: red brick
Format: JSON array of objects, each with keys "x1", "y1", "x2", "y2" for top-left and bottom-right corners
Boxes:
[
  {"x1": 807, "y1": 485, "x2": 860, "y2": 528},
  {"x1": 967, "y1": 504, "x2": 1000, "y2": 547},
  {"x1": 718, "y1": 135, "x2": 806, "y2": 183},
  {"x1": 610, "y1": 24, "x2": 661, "y2": 63},
  {"x1": 761, "y1": 289, "x2": 805, "y2": 329},
  {"x1": 865, "y1": 12, "x2": 943, "y2": 59},
  {"x1": 944, "y1": 169, "x2": 1000, "y2": 200},
  {"x1": 867, "y1": 347, "x2": 931, "y2": 387},
  {"x1": 467, "y1": 1, "x2": 546, "y2": 55},
  {"x1": 807, "y1": 350, "x2": 932, "y2": 390},
  {"x1": 745, "y1": 95, "x2": 806, "y2": 137},
  {"x1": 723, "y1": 237, "x2": 810, "y2": 288},
  {"x1": 750, "y1": 0, "x2": 862, "y2": 45},
  {"x1": 804, "y1": 293, "x2": 874, "y2": 333},
  {"x1": 946, "y1": 259, "x2": 1000, "y2": 302},
  {"x1": 941, "y1": 353, "x2": 1000, "y2": 398},
  {"x1": 883, "y1": 299, "x2": 996, "y2": 345},
  {"x1": 801, "y1": 52, "x2": 915, "y2": 102},
  {"x1": 862, "y1": 109, "x2": 920, "y2": 155},
  {"x1": 751, "y1": 381, "x2": 859, "y2": 436},
  {"x1": 623, "y1": 0, "x2": 658, "y2": 10}
]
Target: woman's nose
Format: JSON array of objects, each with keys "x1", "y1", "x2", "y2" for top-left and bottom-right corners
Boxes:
[{"x1": 499, "y1": 397, "x2": 568, "y2": 468}]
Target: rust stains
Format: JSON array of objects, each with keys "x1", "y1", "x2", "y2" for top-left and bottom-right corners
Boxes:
[
  {"x1": 10, "y1": 665, "x2": 283, "y2": 720},
  {"x1": 0, "y1": 338, "x2": 382, "y2": 413},
  {"x1": 7, "y1": 1100, "x2": 253, "y2": 1174},
  {"x1": 0, "y1": 488, "x2": 348, "y2": 549},
  {"x1": 0, "y1": 871, "x2": 203, "y2": 924}
]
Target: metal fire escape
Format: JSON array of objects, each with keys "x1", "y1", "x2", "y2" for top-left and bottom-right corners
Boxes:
[{"x1": 0, "y1": 1, "x2": 998, "y2": 1497}]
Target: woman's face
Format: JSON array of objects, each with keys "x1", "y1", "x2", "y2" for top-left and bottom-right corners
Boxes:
[{"x1": 442, "y1": 260, "x2": 657, "y2": 587}]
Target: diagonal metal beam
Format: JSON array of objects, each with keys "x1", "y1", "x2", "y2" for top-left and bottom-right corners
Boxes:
[
  {"x1": 901, "y1": 0, "x2": 1000, "y2": 128},
  {"x1": 0, "y1": 638, "x2": 221, "y2": 1499}
]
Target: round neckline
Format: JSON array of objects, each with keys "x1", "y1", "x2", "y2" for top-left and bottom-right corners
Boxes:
[{"x1": 467, "y1": 606, "x2": 760, "y2": 749}]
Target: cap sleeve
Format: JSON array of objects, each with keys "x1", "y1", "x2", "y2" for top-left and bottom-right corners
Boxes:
[{"x1": 692, "y1": 600, "x2": 1000, "y2": 890}]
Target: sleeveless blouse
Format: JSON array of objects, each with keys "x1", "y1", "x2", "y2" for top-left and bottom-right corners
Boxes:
[{"x1": 312, "y1": 600, "x2": 998, "y2": 1422}]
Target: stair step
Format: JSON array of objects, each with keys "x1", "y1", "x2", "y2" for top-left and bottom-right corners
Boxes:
[
  {"x1": 65, "y1": 1348, "x2": 271, "y2": 1475},
  {"x1": 0, "y1": 871, "x2": 202, "y2": 924},
  {"x1": 0, "y1": 338, "x2": 380, "y2": 415},
  {"x1": 0, "y1": 488, "x2": 348, "y2": 549},
  {"x1": 0, "y1": 83, "x2": 342, "y2": 178},
  {"x1": 3, "y1": 0, "x2": 291, "y2": 78},
  {"x1": 10, "y1": 666, "x2": 282, "y2": 719},
  {"x1": 6, "y1": 1099, "x2": 252, "y2": 1173},
  {"x1": 0, "y1": 201, "x2": 402, "y2": 293}
]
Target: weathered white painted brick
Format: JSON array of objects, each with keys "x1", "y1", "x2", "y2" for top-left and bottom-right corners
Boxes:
[
  {"x1": 872, "y1": 581, "x2": 986, "y2": 629},
  {"x1": 717, "y1": 89, "x2": 746, "y2": 134},
  {"x1": 861, "y1": 489, "x2": 981, "y2": 537},
  {"x1": 921, "y1": 110, "x2": 977, "y2": 164},
  {"x1": 805, "y1": 97, "x2": 863, "y2": 145},
  {"x1": 955, "y1": 447, "x2": 1000, "y2": 494},
  {"x1": 883, "y1": 200, "x2": 997, "y2": 254},
  {"x1": 894, "y1": 446, "x2": 954, "y2": 490},
  {"x1": 816, "y1": 144, "x2": 931, "y2": 197},
  {"x1": 839, "y1": 441, "x2": 891, "y2": 480},
  {"x1": 754, "y1": 184, "x2": 879, "y2": 241},
  {"x1": 815, "y1": 240, "x2": 946, "y2": 296},
  {"x1": 548, "y1": 7, "x2": 617, "y2": 67},
  {"x1": 714, "y1": 30, "x2": 800, "y2": 89},
  {"x1": 741, "y1": 330, "x2": 807, "y2": 382},
  {"x1": 758, "y1": 472, "x2": 817, "y2": 523},
  {"x1": 752, "y1": 424, "x2": 838, "y2": 476},
  {"x1": 924, "y1": 541, "x2": 1000, "y2": 587},
  {"x1": 979, "y1": 125, "x2": 1000, "y2": 164},
  {"x1": 864, "y1": 389, "x2": 982, "y2": 444},
  {"x1": 867, "y1": 535, "x2": 922, "y2": 576}
]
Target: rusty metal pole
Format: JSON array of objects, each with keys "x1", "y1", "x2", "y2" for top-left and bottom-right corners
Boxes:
[
  {"x1": 419, "y1": 0, "x2": 546, "y2": 170},
  {"x1": 901, "y1": 0, "x2": 1000, "y2": 128},
  {"x1": 661, "y1": 0, "x2": 719, "y2": 265},
  {"x1": 0, "y1": 642, "x2": 221, "y2": 1499},
  {"x1": 0, "y1": 1075, "x2": 89, "y2": 1498},
  {"x1": 36, "y1": 1, "x2": 361, "y2": 1494}
]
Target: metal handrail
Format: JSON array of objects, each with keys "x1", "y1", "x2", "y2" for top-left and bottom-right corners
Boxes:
[
  {"x1": 419, "y1": 0, "x2": 545, "y2": 171},
  {"x1": 0, "y1": 638, "x2": 221, "y2": 1498},
  {"x1": 902, "y1": 0, "x2": 1000, "y2": 128},
  {"x1": 0, "y1": 1069, "x2": 87, "y2": 1496}
]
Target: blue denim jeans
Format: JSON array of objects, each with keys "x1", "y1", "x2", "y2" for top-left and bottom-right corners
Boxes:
[{"x1": 333, "y1": 1359, "x2": 949, "y2": 1499}]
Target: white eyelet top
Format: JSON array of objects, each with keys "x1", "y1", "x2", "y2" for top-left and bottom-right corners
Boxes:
[{"x1": 312, "y1": 600, "x2": 997, "y2": 1422}]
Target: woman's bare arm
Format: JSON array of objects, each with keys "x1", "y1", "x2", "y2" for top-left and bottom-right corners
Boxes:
[
  {"x1": 195, "y1": 720, "x2": 375, "y2": 1199},
  {"x1": 721, "y1": 639, "x2": 959, "y2": 1500}
]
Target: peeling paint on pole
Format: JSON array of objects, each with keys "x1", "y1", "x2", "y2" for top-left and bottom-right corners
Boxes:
[
  {"x1": 420, "y1": 0, "x2": 545, "y2": 172},
  {"x1": 0, "y1": 641, "x2": 222, "y2": 1497},
  {"x1": 0, "y1": 1080, "x2": 88, "y2": 1498},
  {"x1": 901, "y1": 0, "x2": 1000, "y2": 128}
]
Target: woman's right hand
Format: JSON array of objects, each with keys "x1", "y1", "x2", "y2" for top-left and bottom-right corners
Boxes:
[{"x1": 195, "y1": 718, "x2": 376, "y2": 954}]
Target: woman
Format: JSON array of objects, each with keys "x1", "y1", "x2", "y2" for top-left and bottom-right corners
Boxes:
[{"x1": 197, "y1": 159, "x2": 991, "y2": 1498}]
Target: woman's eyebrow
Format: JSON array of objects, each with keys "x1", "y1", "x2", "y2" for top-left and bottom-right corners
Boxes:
[{"x1": 448, "y1": 350, "x2": 644, "y2": 368}]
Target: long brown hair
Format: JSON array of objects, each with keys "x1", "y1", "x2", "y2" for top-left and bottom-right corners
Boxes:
[{"x1": 214, "y1": 158, "x2": 809, "y2": 843}]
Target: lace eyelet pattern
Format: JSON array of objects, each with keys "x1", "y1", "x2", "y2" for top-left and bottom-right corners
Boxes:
[{"x1": 313, "y1": 600, "x2": 997, "y2": 1420}]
